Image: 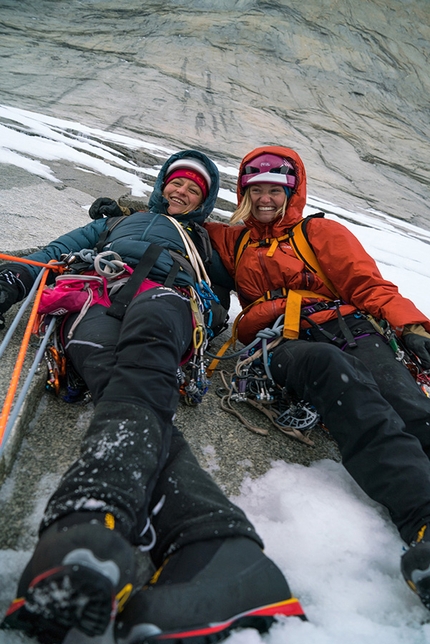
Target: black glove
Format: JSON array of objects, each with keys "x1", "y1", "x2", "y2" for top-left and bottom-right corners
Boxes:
[
  {"x1": 0, "y1": 268, "x2": 29, "y2": 314},
  {"x1": 403, "y1": 332, "x2": 430, "y2": 370},
  {"x1": 89, "y1": 197, "x2": 123, "y2": 220},
  {"x1": 0, "y1": 264, "x2": 34, "y2": 313}
]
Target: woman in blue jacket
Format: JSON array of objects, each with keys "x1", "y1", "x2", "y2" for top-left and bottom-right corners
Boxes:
[{"x1": 0, "y1": 151, "x2": 304, "y2": 643}]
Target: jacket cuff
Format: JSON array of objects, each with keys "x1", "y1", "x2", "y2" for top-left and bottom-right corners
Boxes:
[{"x1": 402, "y1": 323, "x2": 430, "y2": 339}]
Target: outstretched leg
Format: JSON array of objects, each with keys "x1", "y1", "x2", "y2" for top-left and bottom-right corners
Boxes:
[
  {"x1": 115, "y1": 429, "x2": 306, "y2": 644},
  {"x1": 1, "y1": 288, "x2": 193, "y2": 642},
  {"x1": 271, "y1": 339, "x2": 430, "y2": 544},
  {"x1": 272, "y1": 339, "x2": 430, "y2": 613}
]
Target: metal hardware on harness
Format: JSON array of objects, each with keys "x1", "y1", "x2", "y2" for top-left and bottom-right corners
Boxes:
[
  {"x1": 233, "y1": 357, "x2": 274, "y2": 403},
  {"x1": 177, "y1": 351, "x2": 210, "y2": 407},
  {"x1": 417, "y1": 372, "x2": 430, "y2": 398},
  {"x1": 217, "y1": 350, "x2": 317, "y2": 446},
  {"x1": 176, "y1": 289, "x2": 211, "y2": 406},
  {"x1": 236, "y1": 356, "x2": 318, "y2": 430},
  {"x1": 275, "y1": 397, "x2": 320, "y2": 431},
  {"x1": 44, "y1": 343, "x2": 66, "y2": 396},
  {"x1": 366, "y1": 315, "x2": 430, "y2": 397},
  {"x1": 301, "y1": 300, "x2": 338, "y2": 316}
]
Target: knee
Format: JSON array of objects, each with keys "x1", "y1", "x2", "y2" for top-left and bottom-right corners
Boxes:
[
  {"x1": 271, "y1": 341, "x2": 340, "y2": 383},
  {"x1": 271, "y1": 341, "x2": 367, "y2": 399},
  {"x1": 126, "y1": 291, "x2": 191, "y2": 337}
]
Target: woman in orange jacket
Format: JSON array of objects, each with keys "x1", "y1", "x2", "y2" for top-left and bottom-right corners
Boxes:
[{"x1": 206, "y1": 145, "x2": 430, "y2": 612}]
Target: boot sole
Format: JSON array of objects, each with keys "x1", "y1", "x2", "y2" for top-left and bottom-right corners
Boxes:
[
  {"x1": 1, "y1": 563, "x2": 115, "y2": 642},
  {"x1": 131, "y1": 597, "x2": 306, "y2": 644}
]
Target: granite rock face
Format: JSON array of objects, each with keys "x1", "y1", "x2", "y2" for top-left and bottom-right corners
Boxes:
[{"x1": 1, "y1": 0, "x2": 429, "y2": 229}]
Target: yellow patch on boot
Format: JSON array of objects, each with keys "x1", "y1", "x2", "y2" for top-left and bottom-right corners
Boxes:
[
  {"x1": 116, "y1": 583, "x2": 133, "y2": 612},
  {"x1": 148, "y1": 558, "x2": 170, "y2": 586},
  {"x1": 104, "y1": 513, "x2": 115, "y2": 530},
  {"x1": 417, "y1": 525, "x2": 427, "y2": 543}
]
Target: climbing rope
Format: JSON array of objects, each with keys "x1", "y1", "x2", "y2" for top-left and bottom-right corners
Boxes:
[{"x1": 0, "y1": 256, "x2": 65, "y2": 453}]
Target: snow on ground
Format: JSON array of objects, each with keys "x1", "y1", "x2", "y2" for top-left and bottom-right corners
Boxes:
[{"x1": 1, "y1": 106, "x2": 430, "y2": 643}]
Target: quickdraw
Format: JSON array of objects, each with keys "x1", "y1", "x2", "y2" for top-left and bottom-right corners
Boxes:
[{"x1": 178, "y1": 288, "x2": 210, "y2": 406}]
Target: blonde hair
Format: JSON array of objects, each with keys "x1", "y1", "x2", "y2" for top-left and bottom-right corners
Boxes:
[{"x1": 230, "y1": 189, "x2": 288, "y2": 225}]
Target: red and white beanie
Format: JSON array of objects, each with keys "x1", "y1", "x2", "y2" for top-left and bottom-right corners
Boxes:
[{"x1": 165, "y1": 158, "x2": 211, "y2": 199}]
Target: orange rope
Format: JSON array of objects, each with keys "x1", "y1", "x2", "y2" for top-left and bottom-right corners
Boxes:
[
  {"x1": 0, "y1": 265, "x2": 52, "y2": 445},
  {"x1": 0, "y1": 253, "x2": 65, "y2": 272}
]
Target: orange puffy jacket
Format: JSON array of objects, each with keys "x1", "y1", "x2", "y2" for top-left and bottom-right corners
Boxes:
[{"x1": 206, "y1": 146, "x2": 430, "y2": 346}]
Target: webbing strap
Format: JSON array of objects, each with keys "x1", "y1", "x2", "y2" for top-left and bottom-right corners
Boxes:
[
  {"x1": 282, "y1": 289, "x2": 332, "y2": 339},
  {"x1": 95, "y1": 216, "x2": 128, "y2": 253},
  {"x1": 234, "y1": 228, "x2": 250, "y2": 270},
  {"x1": 289, "y1": 221, "x2": 339, "y2": 297},
  {"x1": 106, "y1": 244, "x2": 163, "y2": 320},
  {"x1": 233, "y1": 219, "x2": 339, "y2": 299},
  {"x1": 205, "y1": 299, "x2": 254, "y2": 377},
  {"x1": 283, "y1": 290, "x2": 302, "y2": 339},
  {"x1": 164, "y1": 259, "x2": 180, "y2": 288},
  {"x1": 206, "y1": 334, "x2": 237, "y2": 378},
  {"x1": 335, "y1": 302, "x2": 357, "y2": 348}
]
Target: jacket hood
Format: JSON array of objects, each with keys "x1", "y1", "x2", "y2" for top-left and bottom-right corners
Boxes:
[
  {"x1": 237, "y1": 146, "x2": 307, "y2": 235},
  {"x1": 148, "y1": 149, "x2": 219, "y2": 225}
]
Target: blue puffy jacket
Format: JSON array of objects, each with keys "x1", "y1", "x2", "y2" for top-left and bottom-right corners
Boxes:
[{"x1": 20, "y1": 150, "x2": 220, "y2": 289}]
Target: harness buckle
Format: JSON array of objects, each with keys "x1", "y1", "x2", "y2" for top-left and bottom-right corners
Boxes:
[
  {"x1": 301, "y1": 300, "x2": 336, "y2": 316},
  {"x1": 265, "y1": 288, "x2": 287, "y2": 301}
]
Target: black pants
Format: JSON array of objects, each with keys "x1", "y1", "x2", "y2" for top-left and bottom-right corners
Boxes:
[
  {"x1": 271, "y1": 314, "x2": 430, "y2": 544},
  {"x1": 42, "y1": 288, "x2": 261, "y2": 557}
]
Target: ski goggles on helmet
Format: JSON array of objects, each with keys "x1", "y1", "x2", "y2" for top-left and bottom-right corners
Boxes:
[{"x1": 240, "y1": 153, "x2": 296, "y2": 190}]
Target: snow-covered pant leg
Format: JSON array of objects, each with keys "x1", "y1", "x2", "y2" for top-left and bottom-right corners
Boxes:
[
  {"x1": 41, "y1": 288, "x2": 193, "y2": 541},
  {"x1": 271, "y1": 340, "x2": 430, "y2": 544},
  {"x1": 41, "y1": 401, "x2": 168, "y2": 542},
  {"x1": 148, "y1": 428, "x2": 263, "y2": 568}
]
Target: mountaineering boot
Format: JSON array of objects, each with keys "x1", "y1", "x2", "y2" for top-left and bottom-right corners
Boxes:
[
  {"x1": 1, "y1": 512, "x2": 135, "y2": 643},
  {"x1": 401, "y1": 523, "x2": 430, "y2": 610},
  {"x1": 115, "y1": 536, "x2": 305, "y2": 644}
]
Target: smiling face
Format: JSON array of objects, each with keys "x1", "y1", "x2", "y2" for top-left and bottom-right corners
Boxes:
[
  {"x1": 248, "y1": 183, "x2": 287, "y2": 224},
  {"x1": 162, "y1": 177, "x2": 203, "y2": 216}
]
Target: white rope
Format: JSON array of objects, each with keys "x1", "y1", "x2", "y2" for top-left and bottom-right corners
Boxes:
[{"x1": 163, "y1": 215, "x2": 211, "y2": 286}]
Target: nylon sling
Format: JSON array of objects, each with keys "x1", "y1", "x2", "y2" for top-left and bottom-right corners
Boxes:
[{"x1": 106, "y1": 244, "x2": 164, "y2": 320}]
